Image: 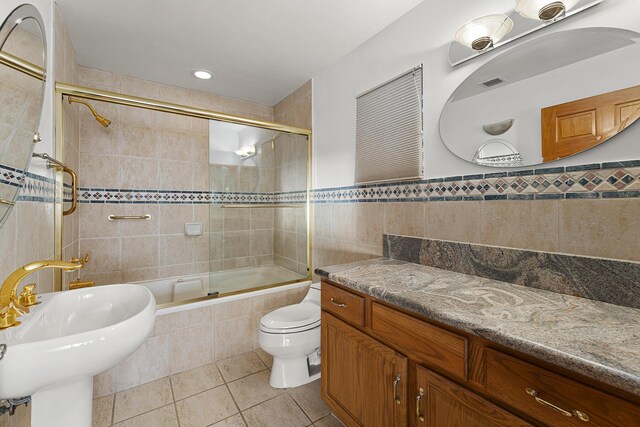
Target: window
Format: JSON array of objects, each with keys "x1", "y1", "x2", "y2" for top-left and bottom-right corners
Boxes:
[{"x1": 355, "y1": 66, "x2": 423, "y2": 184}]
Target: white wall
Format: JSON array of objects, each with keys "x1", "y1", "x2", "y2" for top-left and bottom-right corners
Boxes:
[
  {"x1": 0, "y1": 0, "x2": 55, "y2": 176},
  {"x1": 312, "y1": 0, "x2": 640, "y2": 188}
]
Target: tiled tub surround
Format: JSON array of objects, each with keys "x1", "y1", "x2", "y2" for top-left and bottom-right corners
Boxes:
[
  {"x1": 384, "y1": 234, "x2": 640, "y2": 309},
  {"x1": 273, "y1": 81, "x2": 312, "y2": 277},
  {"x1": 72, "y1": 66, "x2": 278, "y2": 287},
  {"x1": 316, "y1": 258, "x2": 640, "y2": 396},
  {"x1": 93, "y1": 283, "x2": 310, "y2": 397}
]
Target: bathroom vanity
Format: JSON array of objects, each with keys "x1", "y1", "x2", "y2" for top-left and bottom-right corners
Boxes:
[{"x1": 317, "y1": 259, "x2": 640, "y2": 427}]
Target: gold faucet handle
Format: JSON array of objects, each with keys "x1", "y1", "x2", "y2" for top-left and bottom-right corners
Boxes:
[
  {"x1": 18, "y1": 283, "x2": 39, "y2": 307},
  {"x1": 0, "y1": 302, "x2": 21, "y2": 329},
  {"x1": 70, "y1": 254, "x2": 90, "y2": 267}
]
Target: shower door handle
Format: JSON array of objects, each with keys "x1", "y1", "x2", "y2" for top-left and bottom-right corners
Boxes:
[{"x1": 63, "y1": 166, "x2": 77, "y2": 216}]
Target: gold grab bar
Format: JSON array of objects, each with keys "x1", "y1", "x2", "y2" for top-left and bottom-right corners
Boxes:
[
  {"x1": 63, "y1": 166, "x2": 77, "y2": 216},
  {"x1": 0, "y1": 198, "x2": 15, "y2": 207},
  {"x1": 219, "y1": 204, "x2": 303, "y2": 209},
  {"x1": 32, "y1": 153, "x2": 78, "y2": 216},
  {"x1": 108, "y1": 214, "x2": 151, "y2": 221}
]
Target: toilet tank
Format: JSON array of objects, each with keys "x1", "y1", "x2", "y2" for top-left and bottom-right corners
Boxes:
[{"x1": 303, "y1": 283, "x2": 321, "y2": 305}]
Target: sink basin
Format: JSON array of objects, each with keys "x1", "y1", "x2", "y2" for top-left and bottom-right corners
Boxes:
[{"x1": 0, "y1": 284, "x2": 155, "y2": 426}]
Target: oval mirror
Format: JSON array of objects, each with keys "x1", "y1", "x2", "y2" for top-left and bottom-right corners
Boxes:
[
  {"x1": 440, "y1": 27, "x2": 640, "y2": 168},
  {"x1": 0, "y1": 4, "x2": 47, "y2": 228}
]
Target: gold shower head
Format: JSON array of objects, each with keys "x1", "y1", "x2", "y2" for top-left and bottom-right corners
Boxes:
[{"x1": 68, "y1": 97, "x2": 111, "y2": 127}]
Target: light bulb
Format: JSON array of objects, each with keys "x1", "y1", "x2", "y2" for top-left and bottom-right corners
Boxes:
[{"x1": 454, "y1": 14, "x2": 514, "y2": 51}]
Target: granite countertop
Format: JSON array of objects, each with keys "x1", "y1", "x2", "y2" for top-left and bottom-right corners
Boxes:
[{"x1": 316, "y1": 258, "x2": 640, "y2": 397}]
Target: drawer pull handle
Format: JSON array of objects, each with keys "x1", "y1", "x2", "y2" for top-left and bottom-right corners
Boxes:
[
  {"x1": 526, "y1": 388, "x2": 589, "y2": 421},
  {"x1": 416, "y1": 387, "x2": 425, "y2": 422},
  {"x1": 330, "y1": 298, "x2": 347, "y2": 308},
  {"x1": 393, "y1": 373, "x2": 401, "y2": 405}
]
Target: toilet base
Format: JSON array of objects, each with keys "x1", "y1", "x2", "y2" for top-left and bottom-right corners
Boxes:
[{"x1": 269, "y1": 355, "x2": 320, "y2": 389}]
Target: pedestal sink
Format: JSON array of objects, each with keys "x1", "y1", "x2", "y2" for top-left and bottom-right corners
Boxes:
[{"x1": 0, "y1": 284, "x2": 155, "y2": 427}]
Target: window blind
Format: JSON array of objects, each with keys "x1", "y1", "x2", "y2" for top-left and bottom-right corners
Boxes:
[{"x1": 355, "y1": 66, "x2": 423, "y2": 184}]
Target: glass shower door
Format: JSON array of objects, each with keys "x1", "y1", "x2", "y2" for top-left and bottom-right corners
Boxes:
[{"x1": 208, "y1": 120, "x2": 310, "y2": 296}]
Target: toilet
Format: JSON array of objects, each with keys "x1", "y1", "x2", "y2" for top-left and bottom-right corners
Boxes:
[{"x1": 258, "y1": 283, "x2": 321, "y2": 388}]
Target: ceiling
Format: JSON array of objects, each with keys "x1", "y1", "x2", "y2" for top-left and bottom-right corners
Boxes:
[{"x1": 56, "y1": 0, "x2": 424, "y2": 105}]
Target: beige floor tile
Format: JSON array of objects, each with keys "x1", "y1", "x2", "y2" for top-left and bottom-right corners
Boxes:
[
  {"x1": 253, "y1": 348, "x2": 273, "y2": 368},
  {"x1": 288, "y1": 380, "x2": 330, "y2": 422},
  {"x1": 92, "y1": 394, "x2": 114, "y2": 427},
  {"x1": 175, "y1": 385, "x2": 238, "y2": 427},
  {"x1": 113, "y1": 378, "x2": 173, "y2": 423},
  {"x1": 242, "y1": 394, "x2": 311, "y2": 427},
  {"x1": 228, "y1": 370, "x2": 283, "y2": 410},
  {"x1": 217, "y1": 352, "x2": 266, "y2": 382},
  {"x1": 112, "y1": 404, "x2": 178, "y2": 427},
  {"x1": 314, "y1": 414, "x2": 345, "y2": 427},
  {"x1": 210, "y1": 413, "x2": 247, "y2": 426},
  {"x1": 171, "y1": 363, "x2": 224, "y2": 401}
]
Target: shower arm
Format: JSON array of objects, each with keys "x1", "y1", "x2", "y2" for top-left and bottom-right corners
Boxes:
[{"x1": 67, "y1": 97, "x2": 111, "y2": 127}]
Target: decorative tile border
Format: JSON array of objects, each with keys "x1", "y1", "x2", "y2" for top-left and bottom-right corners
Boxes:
[
  {"x1": 78, "y1": 188, "x2": 279, "y2": 204},
  {"x1": 384, "y1": 234, "x2": 640, "y2": 310},
  {"x1": 73, "y1": 160, "x2": 640, "y2": 205},
  {"x1": 311, "y1": 161, "x2": 640, "y2": 203},
  {"x1": 1, "y1": 163, "x2": 55, "y2": 203}
]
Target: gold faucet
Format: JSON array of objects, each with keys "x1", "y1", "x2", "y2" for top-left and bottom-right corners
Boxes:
[{"x1": 0, "y1": 255, "x2": 89, "y2": 329}]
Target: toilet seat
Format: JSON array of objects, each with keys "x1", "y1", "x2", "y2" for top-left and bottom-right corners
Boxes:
[{"x1": 259, "y1": 303, "x2": 320, "y2": 334}]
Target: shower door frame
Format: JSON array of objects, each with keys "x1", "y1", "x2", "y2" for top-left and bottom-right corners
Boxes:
[{"x1": 53, "y1": 82, "x2": 313, "y2": 302}]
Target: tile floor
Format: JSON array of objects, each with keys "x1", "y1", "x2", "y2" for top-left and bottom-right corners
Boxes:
[{"x1": 92, "y1": 349, "x2": 343, "y2": 427}]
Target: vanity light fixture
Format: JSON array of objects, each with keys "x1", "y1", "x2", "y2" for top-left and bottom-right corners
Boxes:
[
  {"x1": 454, "y1": 14, "x2": 514, "y2": 51},
  {"x1": 192, "y1": 69, "x2": 213, "y2": 80},
  {"x1": 515, "y1": 0, "x2": 580, "y2": 21}
]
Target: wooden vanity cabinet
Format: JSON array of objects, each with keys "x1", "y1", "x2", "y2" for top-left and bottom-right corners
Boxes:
[
  {"x1": 320, "y1": 280, "x2": 640, "y2": 427},
  {"x1": 322, "y1": 311, "x2": 408, "y2": 427},
  {"x1": 415, "y1": 366, "x2": 532, "y2": 426}
]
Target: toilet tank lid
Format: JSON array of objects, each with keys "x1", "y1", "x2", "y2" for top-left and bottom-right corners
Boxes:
[
  {"x1": 310, "y1": 282, "x2": 321, "y2": 290},
  {"x1": 260, "y1": 303, "x2": 320, "y2": 330}
]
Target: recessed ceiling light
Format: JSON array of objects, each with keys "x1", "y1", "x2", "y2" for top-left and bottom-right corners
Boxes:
[{"x1": 192, "y1": 70, "x2": 213, "y2": 80}]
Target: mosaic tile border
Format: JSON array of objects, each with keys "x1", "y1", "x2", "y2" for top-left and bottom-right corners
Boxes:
[
  {"x1": 311, "y1": 161, "x2": 640, "y2": 203},
  {"x1": 75, "y1": 160, "x2": 640, "y2": 205},
  {"x1": 78, "y1": 188, "x2": 279, "y2": 204},
  {"x1": 1, "y1": 164, "x2": 55, "y2": 203}
]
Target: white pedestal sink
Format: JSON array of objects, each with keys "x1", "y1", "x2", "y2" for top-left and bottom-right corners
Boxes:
[{"x1": 0, "y1": 284, "x2": 155, "y2": 427}]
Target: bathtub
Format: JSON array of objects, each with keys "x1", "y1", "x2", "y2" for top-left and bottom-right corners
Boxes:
[{"x1": 133, "y1": 265, "x2": 309, "y2": 312}]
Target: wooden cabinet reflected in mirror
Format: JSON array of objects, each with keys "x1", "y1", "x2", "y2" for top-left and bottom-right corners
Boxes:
[
  {"x1": 542, "y1": 85, "x2": 640, "y2": 162},
  {"x1": 440, "y1": 27, "x2": 640, "y2": 168}
]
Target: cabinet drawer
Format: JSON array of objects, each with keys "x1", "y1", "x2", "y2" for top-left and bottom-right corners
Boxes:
[
  {"x1": 485, "y1": 349, "x2": 640, "y2": 427},
  {"x1": 371, "y1": 302, "x2": 467, "y2": 381},
  {"x1": 321, "y1": 282, "x2": 365, "y2": 327}
]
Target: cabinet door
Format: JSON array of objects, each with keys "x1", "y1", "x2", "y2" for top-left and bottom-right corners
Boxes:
[
  {"x1": 415, "y1": 366, "x2": 532, "y2": 427},
  {"x1": 541, "y1": 84, "x2": 640, "y2": 162},
  {"x1": 322, "y1": 312, "x2": 408, "y2": 427}
]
